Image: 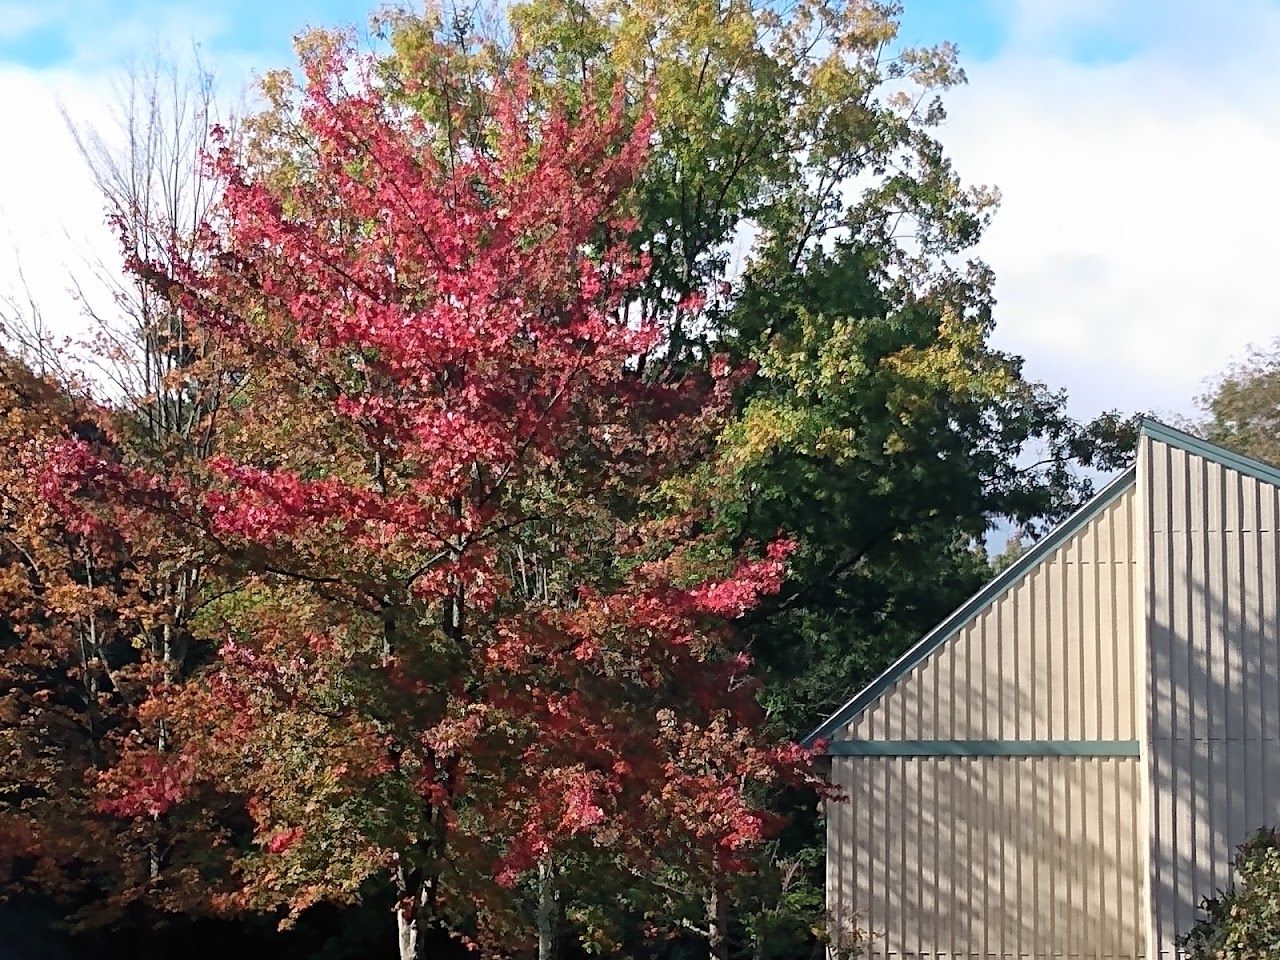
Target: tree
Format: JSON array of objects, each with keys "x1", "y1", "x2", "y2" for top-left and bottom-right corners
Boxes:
[
  {"x1": 365, "y1": 0, "x2": 1134, "y2": 706},
  {"x1": 0, "y1": 349, "x2": 241, "y2": 931},
  {"x1": 1180, "y1": 827, "x2": 1280, "y2": 960},
  {"x1": 0, "y1": 353, "x2": 120, "y2": 907},
  {"x1": 376, "y1": 0, "x2": 996, "y2": 366},
  {"x1": 1195, "y1": 339, "x2": 1280, "y2": 466},
  {"x1": 15, "y1": 2, "x2": 1140, "y2": 954},
  {"x1": 44, "y1": 38, "x2": 819, "y2": 960},
  {"x1": 63, "y1": 49, "x2": 231, "y2": 453},
  {"x1": 0, "y1": 53, "x2": 251, "y2": 942},
  {"x1": 713, "y1": 243, "x2": 1136, "y2": 733},
  {"x1": 364, "y1": 3, "x2": 1135, "y2": 954}
]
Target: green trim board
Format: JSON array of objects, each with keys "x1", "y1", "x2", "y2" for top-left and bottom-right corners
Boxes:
[
  {"x1": 802, "y1": 465, "x2": 1138, "y2": 748},
  {"x1": 1138, "y1": 417, "x2": 1280, "y2": 491},
  {"x1": 828, "y1": 740, "x2": 1142, "y2": 758}
]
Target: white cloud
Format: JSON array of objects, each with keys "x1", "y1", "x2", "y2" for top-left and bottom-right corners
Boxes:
[
  {"x1": 942, "y1": 5, "x2": 1280, "y2": 422},
  {"x1": 6, "y1": 0, "x2": 1280, "y2": 427},
  {"x1": 0, "y1": 64, "x2": 118, "y2": 343},
  {"x1": 1001, "y1": 0, "x2": 1116, "y2": 43},
  {"x1": 0, "y1": 5, "x2": 259, "y2": 355}
]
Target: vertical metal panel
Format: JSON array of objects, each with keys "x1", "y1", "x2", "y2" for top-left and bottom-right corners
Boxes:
[
  {"x1": 828, "y1": 755, "x2": 1147, "y2": 958},
  {"x1": 828, "y1": 483, "x2": 1147, "y2": 956},
  {"x1": 1142, "y1": 435, "x2": 1280, "y2": 958},
  {"x1": 841, "y1": 485, "x2": 1141, "y2": 742}
]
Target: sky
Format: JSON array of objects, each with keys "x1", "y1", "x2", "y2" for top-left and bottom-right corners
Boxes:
[{"x1": 3, "y1": 0, "x2": 1280, "y2": 424}]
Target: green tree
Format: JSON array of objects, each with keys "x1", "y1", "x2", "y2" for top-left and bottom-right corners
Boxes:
[
  {"x1": 1195, "y1": 340, "x2": 1280, "y2": 465},
  {"x1": 713, "y1": 243, "x2": 1134, "y2": 738}
]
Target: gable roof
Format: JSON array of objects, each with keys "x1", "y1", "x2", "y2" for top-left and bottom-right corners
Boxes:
[
  {"x1": 803, "y1": 418, "x2": 1280, "y2": 748},
  {"x1": 1138, "y1": 417, "x2": 1280, "y2": 489}
]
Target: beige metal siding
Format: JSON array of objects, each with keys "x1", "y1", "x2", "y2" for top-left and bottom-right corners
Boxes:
[
  {"x1": 827, "y1": 483, "x2": 1147, "y2": 957},
  {"x1": 1142, "y1": 435, "x2": 1280, "y2": 958},
  {"x1": 828, "y1": 755, "x2": 1147, "y2": 959},
  {"x1": 845, "y1": 485, "x2": 1141, "y2": 741}
]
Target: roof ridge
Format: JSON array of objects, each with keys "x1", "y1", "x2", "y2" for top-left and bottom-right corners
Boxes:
[{"x1": 1138, "y1": 417, "x2": 1280, "y2": 490}]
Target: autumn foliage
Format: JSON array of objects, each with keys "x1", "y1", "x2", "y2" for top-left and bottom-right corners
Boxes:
[
  {"x1": 2, "y1": 36, "x2": 819, "y2": 957},
  {"x1": 0, "y1": 352, "x2": 242, "y2": 929}
]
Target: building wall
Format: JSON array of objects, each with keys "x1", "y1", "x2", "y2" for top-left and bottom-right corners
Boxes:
[
  {"x1": 1142, "y1": 435, "x2": 1280, "y2": 957},
  {"x1": 828, "y1": 755, "x2": 1146, "y2": 959},
  {"x1": 844, "y1": 486, "x2": 1141, "y2": 741},
  {"x1": 828, "y1": 485, "x2": 1149, "y2": 957}
]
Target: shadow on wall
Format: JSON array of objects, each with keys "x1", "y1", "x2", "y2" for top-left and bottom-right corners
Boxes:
[
  {"x1": 1146, "y1": 468, "x2": 1280, "y2": 955},
  {"x1": 831, "y1": 498, "x2": 1148, "y2": 958},
  {"x1": 834, "y1": 663, "x2": 1146, "y2": 958}
]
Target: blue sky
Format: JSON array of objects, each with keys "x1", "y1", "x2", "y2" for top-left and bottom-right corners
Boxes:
[
  {"x1": 0, "y1": 0, "x2": 1168, "y2": 73},
  {"x1": 4, "y1": 0, "x2": 1280, "y2": 425},
  {"x1": 898, "y1": 0, "x2": 1172, "y2": 65},
  {"x1": 0, "y1": 0, "x2": 377, "y2": 71},
  {"x1": 0, "y1": 0, "x2": 1101, "y2": 70},
  {"x1": 899, "y1": 0, "x2": 1008, "y2": 60}
]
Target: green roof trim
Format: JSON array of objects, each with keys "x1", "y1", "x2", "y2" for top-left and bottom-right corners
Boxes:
[
  {"x1": 828, "y1": 739, "x2": 1141, "y2": 758},
  {"x1": 1138, "y1": 417, "x2": 1280, "y2": 490},
  {"x1": 802, "y1": 464, "x2": 1138, "y2": 748}
]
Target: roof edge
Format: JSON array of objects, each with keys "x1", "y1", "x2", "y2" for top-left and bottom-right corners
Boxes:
[
  {"x1": 1138, "y1": 417, "x2": 1280, "y2": 490},
  {"x1": 802, "y1": 464, "x2": 1138, "y2": 748}
]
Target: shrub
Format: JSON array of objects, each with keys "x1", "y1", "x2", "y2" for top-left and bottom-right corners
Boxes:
[{"x1": 1180, "y1": 826, "x2": 1280, "y2": 960}]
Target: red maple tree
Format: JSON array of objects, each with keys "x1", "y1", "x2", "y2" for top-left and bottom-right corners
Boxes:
[{"x1": 44, "y1": 36, "x2": 819, "y2": 958}]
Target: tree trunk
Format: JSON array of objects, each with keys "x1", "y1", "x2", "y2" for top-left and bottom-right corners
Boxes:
[
  {"x1": 397, "y1": 907, "x2": 419, "y2": 960},
  {"x1": 708, "y1": 880, "x2": 730, "y2": 960},
  {"x1": 536, "y1": 856, "x2": 557, "y2": 960},
  {"x1": 396, "y1": 871, "x2": 430, "y2": 960}
]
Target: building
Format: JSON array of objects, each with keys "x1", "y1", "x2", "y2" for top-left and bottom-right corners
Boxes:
[{"x1": 806, "y1": 419, "x2": 1280, "y2": 959}]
